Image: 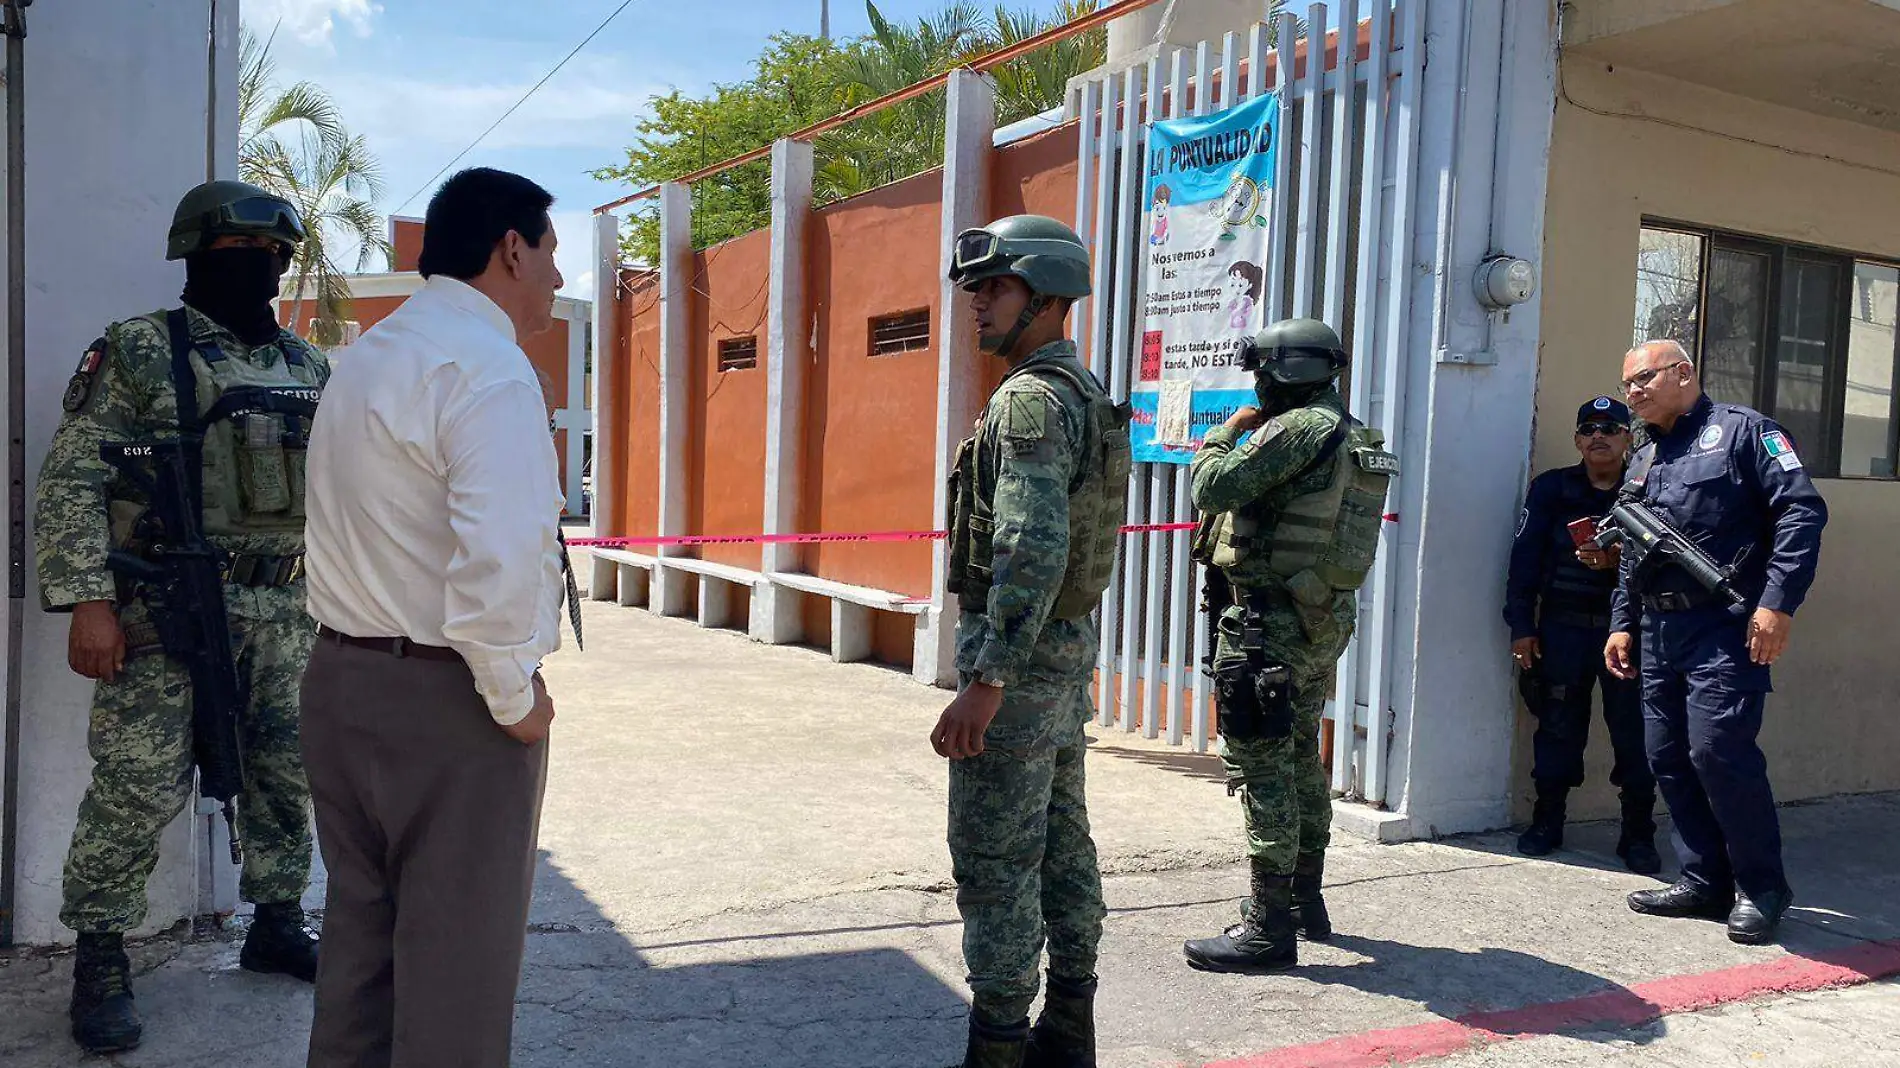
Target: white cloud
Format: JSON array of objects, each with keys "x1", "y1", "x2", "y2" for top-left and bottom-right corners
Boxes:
[
  {"x1": 246, "y1": 0, "x2": 381, "y2": 47},
  {"x1": 550, "y1": 211, "x2": 600, "y2": 299},
  {"x1": 325, "y1": 59, "x2": 666, "y2": 156}
]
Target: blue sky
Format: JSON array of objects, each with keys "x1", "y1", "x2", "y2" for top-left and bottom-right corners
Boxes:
[{"x1": 249, "y1": 0, "x2": 1077, "y2": 297}]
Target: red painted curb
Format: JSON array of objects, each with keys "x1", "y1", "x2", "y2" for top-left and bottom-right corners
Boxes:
[{"x1": 1203, "y1": 938, "x2": 1900, "y2": 1068}]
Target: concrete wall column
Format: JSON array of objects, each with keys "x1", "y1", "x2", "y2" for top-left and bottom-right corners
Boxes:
[
  {"x1": 1383, "y1": 0, "x2": 1559, "y2": 835},
  {"x1": 653, "y1": 182, "x2": 693, "y2": 617},
  {"x1": 751, "y1": 139, "x2": 815, "y2": 645},
  {"x1": 916, "y1": 69, "x2": 997, "y2": 687}
]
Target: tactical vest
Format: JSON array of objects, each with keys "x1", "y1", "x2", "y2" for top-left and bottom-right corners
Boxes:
[
  {"x1": 946, "y1": 358, "x2": 1132, "y2": 621},
  {"x1": 1203, "y1": 412, "x2": 1397, "y2": 633},
  {"x1": 150, "y1": 311, "x2": 324, "y2": 539}
]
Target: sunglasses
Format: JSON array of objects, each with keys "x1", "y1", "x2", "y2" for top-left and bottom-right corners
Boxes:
[
  {"x1": 1619, "y1": 360, "x2": 1688, "y2": 396},
  {"x1": 1577, "y1": 422, "x2": 1626, "y2": 437}
]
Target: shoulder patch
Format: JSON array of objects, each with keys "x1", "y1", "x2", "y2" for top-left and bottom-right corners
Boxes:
[
  {"x1": 1760, "y1": 429, "x2": 1802, "y2": 471},
  {"x1": 1697, "y1": 424, "x2": 1724, "y2": 451},
  {"x1": 1003, "y1": 388, "x2": 1050, "y2": 441},
  {"x1": 1249, "y1": 417, "x2": 1287, "y2": 448},
  {"x1": 61, "y1": 337, "x2": 108, "y2": 413},
  {"x1": 1516, "y1": 507, "x2": 1529, "y2": 538}
]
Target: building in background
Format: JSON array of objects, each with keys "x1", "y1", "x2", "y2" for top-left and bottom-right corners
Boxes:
[{"x1": 278, "y1": 216, "x2": 595, "y2": 517}]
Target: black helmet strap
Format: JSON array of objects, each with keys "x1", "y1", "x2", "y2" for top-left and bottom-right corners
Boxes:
[{"x1": 993, "y1": 293, "x2": 1049, "y2": 360}]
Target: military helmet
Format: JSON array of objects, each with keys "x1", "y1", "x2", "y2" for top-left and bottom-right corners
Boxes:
[
  {"x1": 1242, "y1": 317, "x2": 1347, "y2": 386},
  {"x1": 166, "y1": 180, "x2": 306, "y2": 261},
  {"x1": 949, "y1": 214, "x2": 1092, "y2": 299}
]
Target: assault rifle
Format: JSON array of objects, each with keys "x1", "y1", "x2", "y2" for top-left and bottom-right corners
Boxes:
[
  {"x1": 100, "y1": 440, "x2": 246, "y2": 864},
  {"x1": 1593, "y1": 496, "x2": 1749, "y2": 616}
]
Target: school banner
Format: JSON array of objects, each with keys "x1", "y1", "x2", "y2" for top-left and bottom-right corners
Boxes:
[{"x1": 1133, "y1": 91, "x2": 1279, "y2": 464}]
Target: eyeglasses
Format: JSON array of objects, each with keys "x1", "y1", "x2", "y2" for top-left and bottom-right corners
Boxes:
[
  {"x1": 1577, "y1": 422, "x2": 1626, "y2": 437},
  {"x1": 1619, "y1": 361, "x2": 1688, "y2": 397}
]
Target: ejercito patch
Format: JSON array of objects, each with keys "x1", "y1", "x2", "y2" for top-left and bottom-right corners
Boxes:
[{"x1": 62, "y1": 337, "x2": 107, "y2": 413}]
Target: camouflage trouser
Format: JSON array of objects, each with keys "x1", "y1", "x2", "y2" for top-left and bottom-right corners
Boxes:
[
  {"x1": 1215, "y1": 596, "x2": 1353, "y2": 875},
  {"x1": 61, "y1": 588, "x2": 316, "y2": 933},
  {"x1": 949, "y1": 616, "x2": 1105, "y2": 1025}
]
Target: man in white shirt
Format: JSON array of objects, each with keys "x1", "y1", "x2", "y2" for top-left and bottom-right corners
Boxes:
[{"x1": 300, "y1": 167, "x2": 567, "y2": 1068}]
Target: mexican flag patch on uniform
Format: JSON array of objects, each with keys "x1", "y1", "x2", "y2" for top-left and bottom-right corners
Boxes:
[{"x1": 1760, "y1": 430, "x2": 1802, "y2": 471}]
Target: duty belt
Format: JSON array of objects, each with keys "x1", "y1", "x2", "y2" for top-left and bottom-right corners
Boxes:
[
  {"x1": 220, "y1": 552, "x2": 304, "y2": 588},
  {"x1": 1643, "y1": 589, "x2": 1712, "y2": 613}
]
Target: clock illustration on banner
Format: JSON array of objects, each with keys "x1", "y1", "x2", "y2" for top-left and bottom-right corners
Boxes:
[{"x1": 1215, "y1": 174, "x2": 1262, "y2": 241}]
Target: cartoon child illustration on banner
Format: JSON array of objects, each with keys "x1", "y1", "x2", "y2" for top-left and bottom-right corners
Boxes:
[{"x1": 1150, "y1": 184, "x2": 1172, "y2": 246}]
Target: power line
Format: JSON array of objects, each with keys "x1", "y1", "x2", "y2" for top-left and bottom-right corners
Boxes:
[{"x1": 392, "y1": 0, "x2": 641, "y2": 214}]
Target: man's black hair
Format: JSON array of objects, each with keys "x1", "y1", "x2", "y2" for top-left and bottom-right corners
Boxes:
[{"x1": 417, "y1": 167, "x2": 555, "y2": 281}]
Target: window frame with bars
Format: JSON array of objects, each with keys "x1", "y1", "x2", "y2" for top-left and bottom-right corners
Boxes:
[
  {"x1": 869, "y1": 309, "x2": 932, "y2": 357},
  {"x1": 717, "y1": 335, "x2": 759, "y2": 372}
]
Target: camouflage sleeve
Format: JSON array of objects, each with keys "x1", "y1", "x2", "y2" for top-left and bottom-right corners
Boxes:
[
  {"x1": 34, "y1": 320, "x2": 165, "y2": 610},
  {"x1": 1190, "y1": 407, "x2": 1342, "y2": 515},
  {"x1": 972, "y1": 380, "x2": 1078, "y2": 687}
]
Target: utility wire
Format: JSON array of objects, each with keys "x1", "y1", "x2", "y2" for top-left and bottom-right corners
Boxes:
[{"x1": 392, "y1": 0, "x2": 640, "y2": 214}]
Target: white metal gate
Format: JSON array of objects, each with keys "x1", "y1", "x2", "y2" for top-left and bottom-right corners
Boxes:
[{"x1": 1066, "y1": 0, "x2": 1424, "y2": 807}]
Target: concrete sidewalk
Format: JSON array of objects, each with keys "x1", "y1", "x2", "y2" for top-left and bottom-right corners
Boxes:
[{"x1": 2, "y1": 599, "x2": 1897, "y2": 1067}]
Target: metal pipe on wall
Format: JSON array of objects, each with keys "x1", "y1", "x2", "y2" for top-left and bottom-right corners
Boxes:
[{"x1": 1, "y1": 0, "x2": 29, "y2": 949}]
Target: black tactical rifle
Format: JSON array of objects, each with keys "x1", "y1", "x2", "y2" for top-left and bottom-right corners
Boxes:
[
  {"x1": 100, "y1": 440, "x2": 246, "y2": 864},
  {"x1": 1593, "y1": 496, "x2": 1749, "y2": 616}
]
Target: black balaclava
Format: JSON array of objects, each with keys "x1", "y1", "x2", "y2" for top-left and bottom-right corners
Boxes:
[
  {"x1": 182, "y1": 246, "x2": 287, "y2": 347},
  {"x1": 1255, "y1": 376, "x2": 1332, "y2": 417}
]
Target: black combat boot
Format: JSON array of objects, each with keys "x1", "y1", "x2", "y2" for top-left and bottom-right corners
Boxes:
[
  {"x1": 70, "y1": 932, "x2": 142, "y2": 1053},
  {"x1": 1616, "y1": 793, "x2": 1662, "y2": 875},
  {"x1": 1289, "y1": 851, "x2": 1332, "y2": 942},
  {"x1": 956, "y1": 1015, "x2": 1030, "y2": 1068},
  {"x1": 240, "y1": 902, "x2": 320, "y2": 982},
  {"x1": 1516, "y1": 786, "x2": 1567, "y2": 857},
  {"x1": 1183, "y1": 860, "x2": 1297, "y2": 974},
  {"x1": 1024, "y1": 973, "x2": 1096, "y2": 1068}
]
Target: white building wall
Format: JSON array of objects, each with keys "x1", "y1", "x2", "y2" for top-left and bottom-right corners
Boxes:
[{"x1": 5, "y1": 0, "x2": 234, "y2": 945}]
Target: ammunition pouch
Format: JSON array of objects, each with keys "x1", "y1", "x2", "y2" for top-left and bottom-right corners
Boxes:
[{"x1": 1213, "y1": 655, "x2": 1293, "y2": 741}]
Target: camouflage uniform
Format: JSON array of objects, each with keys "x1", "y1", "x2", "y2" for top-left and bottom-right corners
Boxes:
[
  {"x1": 37, "y1": 307, "x2": 328, "y2": 933},
  {"x1": 948, "y1": 339, "x2": 1109, "y2": 1026},
  {"x1": 1190, "y1": 387, "x2": 1355, "y2": 873}
]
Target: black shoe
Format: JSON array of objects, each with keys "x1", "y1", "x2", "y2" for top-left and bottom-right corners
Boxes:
[
  {"x1": 70, "y1": 932, "x2": 142, "y2": 1053},
  {"x1": 1184, "y1": 862, "x2": 1296, "y2": 974},
  {"x1": 1517, "y1": 792, "x2": 1566, "y2": 857},
  {"x1": 1628, "y1": 879, "x2": 1734, "y2": 920},
  {"x1": 1728, "y1": 885, "x2": 1794, "y2": 945},
  {"x1": 241, "y1": 902, "x2": 319, "y2": 983},
  {"x1": 1024, "y1": 974, "x2": 1095, "y2": 1068},
  {"x1": 1616, "y1": 833, "x2": 1663, "y2": 876},
  {"x1": 1289, "y1": 850, "x2": 1332, "y2": 943},
  {"x1": 956, "y1": 1015, "x2": 1030, "y2": 1068}
]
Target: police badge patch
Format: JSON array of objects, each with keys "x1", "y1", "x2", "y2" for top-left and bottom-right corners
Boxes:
[
  {"x1": 1698, "y1": 424, "x2": 1723, "y2": 451},
  {"x1": 62, "y1": 338, "x2": 107, "y2": 413}
]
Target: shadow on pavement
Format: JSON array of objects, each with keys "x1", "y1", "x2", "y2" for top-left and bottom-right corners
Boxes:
[
  {"x1": 513, "y1": 851, "x2": 970, "y2": 1068},
  {"x1": 1299, "y1": 934, "x2": 1659, "y2": 1046},
  {"x1": 1085, "y1": 740, "x2": 1229, "y2": 785}
]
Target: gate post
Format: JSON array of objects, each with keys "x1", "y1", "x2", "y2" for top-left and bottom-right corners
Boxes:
[
  {"x1": 753, "y1": 139, "x2": 815, "y2": 644},
  {"x1": 917, "y1": 69, "x2": 997, "y2": 688},
  {"x1": 653, "y1": 181, "x2": 694, "y2": 618}
]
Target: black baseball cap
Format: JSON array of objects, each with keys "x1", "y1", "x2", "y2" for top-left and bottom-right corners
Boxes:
[{"x1": 1576, "y1": 395, "x2": 1630, "y2": 429}]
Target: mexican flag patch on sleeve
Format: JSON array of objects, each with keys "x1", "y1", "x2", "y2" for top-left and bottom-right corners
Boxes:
[{"x1": 1760, "y1": 429, "x2": 1802, "y2": 472}]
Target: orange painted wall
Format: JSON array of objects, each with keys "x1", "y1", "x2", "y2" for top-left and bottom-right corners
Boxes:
[
  {"x1": 617, "y1": 269, "x2": 662, "y2": 537},
  {"x1": 687, "y1": 230, "x2": 772, "y2": 569},
  {"x1": 800, "y1": 171, "x2": 945, "y2": 608},
  {"x1": 391, "y1": 218, "x2": 424, "y2": 272}
]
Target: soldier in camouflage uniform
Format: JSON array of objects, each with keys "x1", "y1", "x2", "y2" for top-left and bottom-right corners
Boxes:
[
  {"x1": 35, "y1": 180, "x2": 328, "y2": 1053},
  {"x1": 933, "y1": 215, "x2": 1131, "y2": 1068},
  {"x1": 1182, "y1": 318, "x2": 1396, "y2": 974}
]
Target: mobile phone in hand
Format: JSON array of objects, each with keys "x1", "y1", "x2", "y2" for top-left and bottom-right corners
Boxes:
[{"x1": 1567, "y1": 517, "x2": 1600, "y2": 549}]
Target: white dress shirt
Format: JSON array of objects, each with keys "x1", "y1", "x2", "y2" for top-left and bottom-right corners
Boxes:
[{"x1": 305, "y1": 275, "x2": 565, "y2": 725}]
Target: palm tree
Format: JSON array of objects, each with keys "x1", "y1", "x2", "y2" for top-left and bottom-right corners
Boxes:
[
  {"x1": 984, "y1": 2, "x2": 1107, "y2": 125},
  {"x1": 238, "y1": 27, "x2": 390, "y2": 347}
]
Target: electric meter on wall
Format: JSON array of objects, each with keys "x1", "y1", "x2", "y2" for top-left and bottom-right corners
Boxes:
[{"x1": 1475, "y1": 255, "x2": 1537, "y2": 311}]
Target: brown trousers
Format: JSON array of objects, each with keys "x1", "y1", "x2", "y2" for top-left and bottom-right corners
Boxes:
[{"x1": 301, "y1": 638, "x2": 548, "y2": 1068}]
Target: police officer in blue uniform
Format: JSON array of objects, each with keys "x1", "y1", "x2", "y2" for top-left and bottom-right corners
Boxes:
[
  {"x1": 1606, "y1": 341, "x2": 1827, "y2": 945},
  {"x1": 1505, "y1": 396, "x2": 1658, "y2": 873}
]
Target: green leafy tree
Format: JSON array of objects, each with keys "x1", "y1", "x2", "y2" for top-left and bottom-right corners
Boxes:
[{"x1": 238, "y1": 27, "x2": 391, "y2": 347}]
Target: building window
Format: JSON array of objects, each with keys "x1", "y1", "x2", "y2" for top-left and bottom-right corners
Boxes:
[
  {"x1": 718, "y1": 336, "x2": 758, "y2": 372},
  {"x1": 1634, "y1": 223, "x2": 1900, "y2": 480},
  {"x1": 870, "y1": 309, "x2": 932, "y2": 356}
]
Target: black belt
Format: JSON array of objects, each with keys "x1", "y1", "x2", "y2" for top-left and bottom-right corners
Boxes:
[
  {"x1": 1543, "y1": 608, "x2": 1612, "y2": 630},
  {"x1": 1643, "y1": 589, "x2": 1712, "y2": 613},
  {"x1": 316, "y1": 624, "x2": 462, "y2": 663},
  {"x1": 221, "y1": 552, "x2": 304, "y2": 588}
]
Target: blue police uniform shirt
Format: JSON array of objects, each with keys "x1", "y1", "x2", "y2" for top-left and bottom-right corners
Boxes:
[
  {"x1": 1609, "y1": 395, "x2": 1828, "y2": 634},
  {"x1": 1504, "y1": 464, "x2": 1620, "y2": 640}
]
